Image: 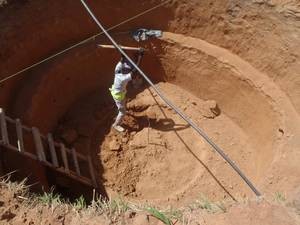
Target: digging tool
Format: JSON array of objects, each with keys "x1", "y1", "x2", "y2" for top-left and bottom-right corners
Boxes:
[
  {"x1": 132, "y1": 28, "x2": 163, "y2": 42},
  {"x1": 97, "y1": 44, "x2": 146, "y2": 52}
]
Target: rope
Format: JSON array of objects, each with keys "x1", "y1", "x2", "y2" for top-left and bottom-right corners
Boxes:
[
  {"x1": 0, "y1": 0, "x2": 172, "y2": 84},
  {"x1": 80, "y1": 0, "x2": 262, "y2": 197}
]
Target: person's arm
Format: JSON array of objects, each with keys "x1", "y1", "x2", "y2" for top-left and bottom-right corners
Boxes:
[{"x1": 131, "y1": 48, "x2": 144, "y2": 79}]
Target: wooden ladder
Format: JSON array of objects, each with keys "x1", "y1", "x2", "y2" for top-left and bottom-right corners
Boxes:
[{"x1": 0, "y1": 108, "x2": 97, "y2": 188}]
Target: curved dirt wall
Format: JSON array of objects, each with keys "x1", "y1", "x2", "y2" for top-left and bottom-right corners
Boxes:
[
  {"x1": 0, "y1": 0, "x2": 174, "y2": 121},
  {"x1": 1, "y1": 0, "x2": 299, "y2": 131}
]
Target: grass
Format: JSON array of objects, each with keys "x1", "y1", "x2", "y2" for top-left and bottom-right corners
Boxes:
[
  {"x1": 187, "y1": 195, "x2": 227, "y2": 214},
  {"x1": 37, "y1": 188, "x2": 63, "y2": 206},
  {"x1": 91, "y1": 197, "x2": 130, "y2": 215},
  {"x1": 274, "y1": 192, "x2": 286, "y2": 203},
  {"x1": 0, "y1": 175, "x2": 231, "y2": 225},
  {"x1": 73, "y1": 195, "x2": 87, "y2": 210},
  {"x1": 0, "y1": 172, "x2": 29, "y2": 197},
  {"x1": 145, "y1": 206, "x2": 173, "y2": 225}
]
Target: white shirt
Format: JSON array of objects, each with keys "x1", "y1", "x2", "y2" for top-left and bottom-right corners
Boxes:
[
  {"x1": 115, "y1": 61, "x2": 123, "y2": 73},
  {"x1": 113, "y1": 72, "x2": 132, "y2": 93},
  {"x1": 113, "y1": 61, "x2": 133, "y2": 93}
]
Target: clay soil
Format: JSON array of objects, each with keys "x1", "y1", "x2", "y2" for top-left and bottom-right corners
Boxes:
[{"x1": 1, "y1": 0, "x2": 300, "y2": 224}]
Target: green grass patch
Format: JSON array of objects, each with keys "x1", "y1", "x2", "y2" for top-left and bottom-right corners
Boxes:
[{"x1": 145, "y1": 206, "x2": 173, "y2": 225}]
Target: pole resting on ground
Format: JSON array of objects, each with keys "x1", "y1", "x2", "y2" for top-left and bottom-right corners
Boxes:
[{"x1": 79, "y1": 0, "x2": 262, "y2": 197}]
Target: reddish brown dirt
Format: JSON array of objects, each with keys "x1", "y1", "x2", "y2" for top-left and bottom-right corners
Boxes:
[
  {"x1": 99, "y1": 83, "x2": 255, "y2": 204},
  {"x1": 0, "y1": 0, "x2": 300, "y2": 224},
  {"x1": 1, "y1": 183, "x2": 300, "y2": 225}
]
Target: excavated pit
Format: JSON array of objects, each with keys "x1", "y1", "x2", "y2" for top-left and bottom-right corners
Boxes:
[{"x1": 0, "y1": 0, "x2": 300, "y2": 206}]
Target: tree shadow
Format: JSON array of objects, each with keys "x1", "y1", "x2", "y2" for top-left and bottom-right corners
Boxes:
[{"x1": 146, "y1": 88, "x2": 237, "y2": 201}]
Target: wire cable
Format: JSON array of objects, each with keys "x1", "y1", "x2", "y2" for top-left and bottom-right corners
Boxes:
[
  {"x1": 0, "y1": 0, "x2": 172, "y2": 84},
  {"x1": 80, "y1": 0, "x2": 262, "y2": 197}
]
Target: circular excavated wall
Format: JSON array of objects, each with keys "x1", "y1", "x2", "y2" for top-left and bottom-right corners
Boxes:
[{"x1": 0, "y1": 0, "x2": 300, "y2": 204}]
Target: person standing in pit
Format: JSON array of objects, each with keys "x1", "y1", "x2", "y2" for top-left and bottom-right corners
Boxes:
[{"x1": 110, "y1": 50, "x2": 144, "y2": 132}]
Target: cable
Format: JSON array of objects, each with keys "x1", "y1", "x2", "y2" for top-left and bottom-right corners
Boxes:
[
  {"x1": 80, "y1": 0, "x2": 262, "y2": 197},
  {"x1": 0, "y1": 0, "x2": 172, "y2": 84}
]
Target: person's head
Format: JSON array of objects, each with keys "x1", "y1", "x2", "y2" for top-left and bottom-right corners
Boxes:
[{"x1": 121, "y1": 62, "x2": 132, "y2": 74}]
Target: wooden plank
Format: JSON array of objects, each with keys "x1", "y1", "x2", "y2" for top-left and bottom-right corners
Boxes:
[
  {"x1": 15, "y1": 119, "x2": 25, "y2": 152},
  {"x1": 71, "y1": 148, "x2": 81, "y2": 176},
  {"x1": 47, "y1": 134, "x2": 59, "y2": 167},
  {"x1": 60, "y1": 144, "x2": 69, "y2": 173},
  {"x1": 3, "y1": 143, "x2": 37, "y2": 161},
  {"x1": 32, "y1": 127, "x2": 46, "y2": 161},
  {"x1": 87, "y1": 155, "x2": 97, "y2": 187},
  {"x1": 98, "y1": 44, "x2": 145, "y2": 51},
  {"x1": 0, "y1": 108, "x2": 9, "y2": 145}
]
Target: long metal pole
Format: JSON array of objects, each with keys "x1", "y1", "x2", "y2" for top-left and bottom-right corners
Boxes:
[{"x1": 79, "y1": 0, "x2": 261, "y2": 197}]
